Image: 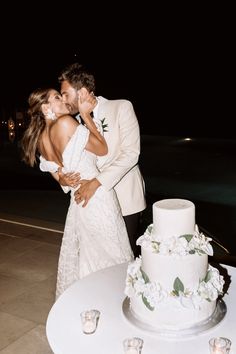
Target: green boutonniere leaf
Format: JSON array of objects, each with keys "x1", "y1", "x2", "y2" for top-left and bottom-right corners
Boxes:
[{"x1": 100, "y1": 118, "x2": 108, "y2": 132}]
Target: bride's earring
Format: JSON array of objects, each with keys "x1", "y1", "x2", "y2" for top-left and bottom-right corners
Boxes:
[{"x1": 45, "y1": 109, "x2": 56, "y2": 120}]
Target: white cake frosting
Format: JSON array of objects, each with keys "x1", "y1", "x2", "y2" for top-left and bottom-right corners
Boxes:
[
  {"x1": 152, "y1": 199, "x2": 195, "y2": 240},
  {"x1": 125, "y1": 199, "x2": 225, "y2": 331}
]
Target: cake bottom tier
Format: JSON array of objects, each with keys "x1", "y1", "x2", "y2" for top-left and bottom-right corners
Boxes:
[{"x1": 130, "y1": 296, "x2": 216, "y2": 330}]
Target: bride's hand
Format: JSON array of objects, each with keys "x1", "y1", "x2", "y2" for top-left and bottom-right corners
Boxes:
[
  {"x1": 58, "y1": 168, "x2": 81, "y2": 188},
  {"x1": 79, "y1": 93, "x2": 97, "y2": 120}
]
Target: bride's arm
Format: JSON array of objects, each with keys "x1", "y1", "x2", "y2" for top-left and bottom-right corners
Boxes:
[
  {"x1": 50, "y1": 169, "x2": 80, "y2": 187},
  {"x1": 79, "y1": 95, "x2": 108, "y2": 156},
  {"x1": 49, "y1": 116, "x2": 81, "y2": 188}
]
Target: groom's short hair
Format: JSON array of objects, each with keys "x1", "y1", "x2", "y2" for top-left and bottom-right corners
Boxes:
[{"x1": 58, "y1": 62, "x2": 95, "y2": 93}]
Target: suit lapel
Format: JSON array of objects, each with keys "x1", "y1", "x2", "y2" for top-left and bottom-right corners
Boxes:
[{"x1": 96, "y1": 96, "x2": 110, "y2": 135}]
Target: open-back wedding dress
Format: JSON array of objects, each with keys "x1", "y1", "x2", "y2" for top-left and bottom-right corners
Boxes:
[{"x1": 40, "y1": 124, "x2": 133, "y2": 298}]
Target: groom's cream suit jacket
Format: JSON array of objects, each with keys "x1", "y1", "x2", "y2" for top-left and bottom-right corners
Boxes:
[{"x1": 94, "y1": 96, "x2": 146, "y2": 216}]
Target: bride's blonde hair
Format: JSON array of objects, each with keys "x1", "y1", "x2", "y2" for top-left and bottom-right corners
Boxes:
[{"x1": 21, "y1": 88, "x2": 53, "y2": 166}]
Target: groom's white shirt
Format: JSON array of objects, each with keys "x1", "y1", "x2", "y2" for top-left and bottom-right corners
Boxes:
[{"x1": 91, "y1": 96, "x2": 146, "y2": 216}]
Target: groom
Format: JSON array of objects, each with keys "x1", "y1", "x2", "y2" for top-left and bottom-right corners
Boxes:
[{"x1": 58, "y1": 62, "x2": 146, "y2": 257}]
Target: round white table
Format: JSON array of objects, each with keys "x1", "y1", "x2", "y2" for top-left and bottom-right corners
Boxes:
[{"x1": 46, "y1": 263, "x2": 236, "y2": 354}]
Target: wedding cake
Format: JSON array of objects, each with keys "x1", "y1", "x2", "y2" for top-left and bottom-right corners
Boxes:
[{"x1": 125, "y1": 199, "x2": 225, "y2": 331}]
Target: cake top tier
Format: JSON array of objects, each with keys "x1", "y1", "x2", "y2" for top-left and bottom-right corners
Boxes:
[
  {"x1": 152, "y1": 198, "x2": 195, "y2": 240},
  {"x1": 154, "y1": 199, "x2": 194, "y2": 210},
  {"x1": 137, "y1": 199, "x2": 213, "y2": 255}
]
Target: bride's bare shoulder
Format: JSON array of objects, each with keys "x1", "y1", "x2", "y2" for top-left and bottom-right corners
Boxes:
[
  {"x1": 58, "y1": 115, "x2": 78, "y2": 125},
  {"x1": 54, "y1": 115, "x2": 79, "y2": 130}
]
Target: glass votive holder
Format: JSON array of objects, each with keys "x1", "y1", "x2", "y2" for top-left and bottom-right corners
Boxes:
[
  {"x1": 209, "y1": 337, "x2": 232, "y2": 354},
  {"x1": 80, "y1": 309, "x2": 100, "y2": 334},
  {"x1": 123, "y1": 337, "x2": 144, "y2": 354}
]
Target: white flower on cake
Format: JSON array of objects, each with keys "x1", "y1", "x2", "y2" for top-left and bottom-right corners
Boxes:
[
  {"x1": 125, "y1": 258, "x2": 224, "y2": 311},
  {"x1": 127, "y1": 257, "x2": 142, "y2": 277},
  {"x1": 125, "y1": 258, "x2": 144, "y2": 297},
  {"x1": 179, "y1": 293, "x2": 203, "y2": 309},
  {"x1": 137, "y1": 224, "x2": 213, "y2": 256},
  {"x1": 198, "y1": 281, "x2": 219, "y2": 302},
  {"x1": 159, "y1": 236, "x2": 187, "y2": 256},
  {"x1": 142, "y1": 282, "x2": 168, "y2": 310},
  {"x1": 133, "y1": 277, "x2": 146, "y2": 294},
  {"x1": 198, "y1": 265, "x2": 224, "y2": 301}
]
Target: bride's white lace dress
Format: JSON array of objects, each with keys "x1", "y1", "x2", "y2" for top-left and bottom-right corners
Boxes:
[{"x1": 40, "y1": 125, "x2": 133, "y2": 299}]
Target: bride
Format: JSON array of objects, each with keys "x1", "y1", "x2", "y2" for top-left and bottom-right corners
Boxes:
[{"x1": 21, "y1": 88, "x2": 133, "y2": 299}]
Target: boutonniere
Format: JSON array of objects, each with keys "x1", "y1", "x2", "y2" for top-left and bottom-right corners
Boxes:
[{"x1": 100, "y1": 118, "x2": 108, "y2": 133}]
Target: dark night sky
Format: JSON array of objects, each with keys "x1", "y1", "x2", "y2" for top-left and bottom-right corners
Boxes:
[{"x1": 0, "y1": 7, "x2": 234, "y2": 138}]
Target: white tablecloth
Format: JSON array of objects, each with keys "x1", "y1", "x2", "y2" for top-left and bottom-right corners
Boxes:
[{"x1": 46, "y1": 263, "x2": 236, "y2": 354}]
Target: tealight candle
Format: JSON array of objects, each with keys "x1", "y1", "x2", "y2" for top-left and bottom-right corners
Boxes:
[
  {"x1": 209, "y1": 337, "x2": 231, "y2": 354},
  {"x1": 83, "y1": 319, "x2": 96, "y2": 334},
  {"x1": 123, "y1": 337, "x2": 143, "y2": 354},
  {"x1": 126, "y1": 349, "x2": 138, "y2": 354},
  {"x1": 80, "y1": 309, "x2": 100, "y2": 334}
]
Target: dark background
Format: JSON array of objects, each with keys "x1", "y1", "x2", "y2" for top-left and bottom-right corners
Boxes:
[
  {"x1": 0, "y1": 6, "x2": 234, "y2": 138},
  {"x1": 1, "y1": 7, "x2": 236, "y2": 256}
]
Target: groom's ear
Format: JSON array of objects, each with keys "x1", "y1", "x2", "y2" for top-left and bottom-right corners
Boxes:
[{"x1": 79, "y1": 87, "x2": 89, "y2": 100}]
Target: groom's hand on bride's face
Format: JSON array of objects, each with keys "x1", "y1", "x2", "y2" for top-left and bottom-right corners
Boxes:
[{"x1": 74, "y1": 178, "x2": 101, "y2": 207}]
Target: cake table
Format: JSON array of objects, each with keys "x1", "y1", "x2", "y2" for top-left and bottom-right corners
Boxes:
[{"x1": 46, "y1": 262, "x2": 236, "y2": 354}]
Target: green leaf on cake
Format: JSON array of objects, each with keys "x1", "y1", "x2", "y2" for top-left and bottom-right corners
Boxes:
[
  {"x1": 180, "y1": 234, "x2": 193, "y2": 242},
  {"x1": 195, "y1": 248, "x2": 206, "y2": 255},
  {"x1": 151, "y1": 241, "x2": 160, "y2": 252},
  {"x1": 142, "y1": 294, "x2": 154, "y2": 311},
  {"x1": 147, "y1": 224, "x2": 153, "y2": 233},
  {"x1": 172, "y1": 277, "x2": 185, "y2": 296},
  {"x1": 140, "y1": 269, "x2": 150, "y2": 284},
  {"x1": 204, "y1": 270, "x2": 212, "y2": 283}
]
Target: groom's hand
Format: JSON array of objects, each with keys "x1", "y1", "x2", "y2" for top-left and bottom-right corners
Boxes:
[{"x1": 74, "y1": 178, "x2": 101, "y2": 207}]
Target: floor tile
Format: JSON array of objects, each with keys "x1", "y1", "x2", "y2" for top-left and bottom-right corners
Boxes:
[
  {"x1": 0, "y1": 275, "x2": 35, "y2": 306},
  {"x1": 0, "y1": 219, "x2": 63, "y2": 245},
  {"x1": 23, "y1": 275, "x2": 57, "y2": 302},
  {"x1": 0, "y1": 325, "x2": 53, "y2": 354},
  {"x1": 0, "y1": 245, "x2": 59, "y2": 282},
  {"x1": 0, "y1": 288, "x2": 55, "y2": 325},
  {"x1": 0, "y1": 312, "x2": 36, "y2": 350},
  {"x1": 0, "y1": 236, "x2": 43, "y2": 265}
]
